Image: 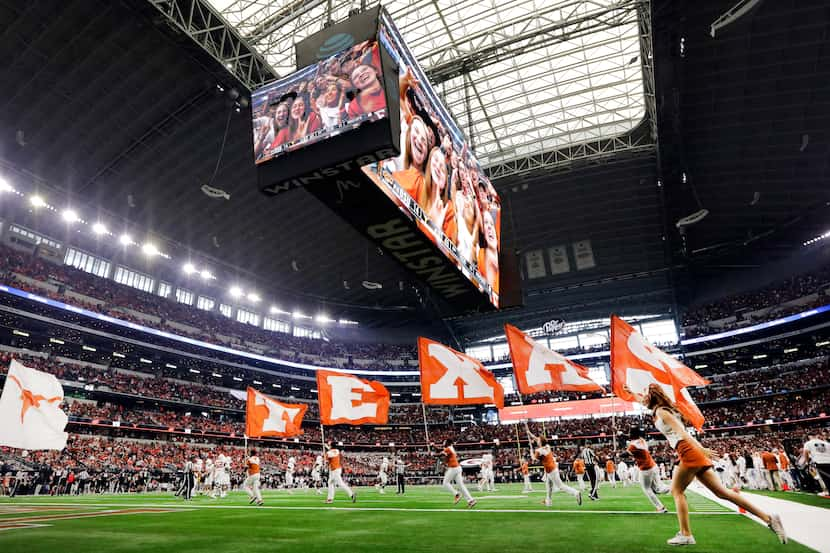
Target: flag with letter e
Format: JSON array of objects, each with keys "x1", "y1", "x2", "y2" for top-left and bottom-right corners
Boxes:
[
  {"x1": 0, "y1": 359, "x2": 68, "y2": 450},
  {"x1": 245, "y1": 387, "x2": 307, "y2": 438},
  {"x1": 505, "y1": 324, "x2": 603, "y2": 395},
  {"x1": 609, "y1": 315, "x2": 708, "y2": 430},
  {"x1": 418, "y1": 337, "x2": 504, "y2": 408},
  {"x1": 316, "y1": 370, "x2": 390, "y2": 425}
]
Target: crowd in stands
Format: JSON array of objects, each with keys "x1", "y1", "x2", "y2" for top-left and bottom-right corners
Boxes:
[{"x1": 682, "y1": 262, "x2": 830, "y2": 337}]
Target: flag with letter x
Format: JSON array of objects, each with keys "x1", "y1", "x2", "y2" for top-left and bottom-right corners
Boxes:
[{"x1": 418, "y1": 337, "x2": 504, "y2": 408}]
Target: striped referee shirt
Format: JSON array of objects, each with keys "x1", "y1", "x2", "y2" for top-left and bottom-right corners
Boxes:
[{"x1": 580, "y1": 448, "x2": 597, "y2": 465}]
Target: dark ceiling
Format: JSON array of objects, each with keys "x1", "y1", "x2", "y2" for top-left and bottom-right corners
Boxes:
[{"x1": 0, "y1": 0, "x2": 828, "y2": 343}]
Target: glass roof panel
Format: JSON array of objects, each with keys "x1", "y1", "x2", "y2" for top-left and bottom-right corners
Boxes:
[{"x1": 209, "y1": 0, "x2": 646, "y2": 170}]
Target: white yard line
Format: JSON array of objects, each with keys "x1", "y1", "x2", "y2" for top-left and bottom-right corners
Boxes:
[
  {"x1": 0, "y1": 500, "x2": 738, "y2": 516},
  {"x1": 689, "y1": 482, "x2": 828, "y2": 553}
]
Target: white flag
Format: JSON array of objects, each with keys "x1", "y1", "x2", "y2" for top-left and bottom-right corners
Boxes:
[{"x1": 0, "y1": 359, "x2": 68, "y2": 450}]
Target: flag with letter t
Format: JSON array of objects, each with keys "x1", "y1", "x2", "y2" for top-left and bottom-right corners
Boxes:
[{"x1": 0, "y1": 359, "x2": 68, "y2": 450}]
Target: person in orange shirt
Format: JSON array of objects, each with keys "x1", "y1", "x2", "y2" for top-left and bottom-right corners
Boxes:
[
  {"x1": 626, "y1": 426, "x2": 669, "y2": 512},
  {"x1": 325, "y1": 441, "x2": 356, "y2": 504},
  {"x1": 476, "y1": 210, "x2": 500, "y2": 295},
  {"x1": 761, "y1": 450, "x2": 781, "y2": 491},
  {"x1": 776, "y1": 448, "x2": 794, "y2": 490},
  {"x1": 606, "y1": 458, "x2": 617, "y2": 488},
  {"x1": 438, "y1": 438, "x2": 475, "y2": 508},
  {"x1": 520, "y1": 457, "x2": 533, "y2": 493},
  {"x1": 531, "y1": 435, "x2": 582, "y2": 507},
  {"x1": 243, "y1": 449, "x2": 263, "y2": 506},
  {"x1": 391, "y1": 116, "x2": 429, "y2": 204},
  {"x1": 573, "y1": 458, "x2": 586, "y2": 491}
]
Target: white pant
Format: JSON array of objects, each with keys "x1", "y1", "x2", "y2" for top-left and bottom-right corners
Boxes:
[
  {"x1": 639, "y1": 466, "x2": 668, "y2": 510},
  {"x1": 327, "y1": 468, "x2": 353, "y2": 501},
  {"x1": 522, "y1": 474, "x2": 533, "y2": 492},
  {"x1": 443, "y1": 467, "x2": 473, "y2": 502},
  {"x1": 243, "y1": 473, "x2": 262, "y2": 502},
  {"x1": 543, "y1": 469, "x2": 579, "y2": 502},
  {"x1": 379, "y1": 472, "x2": 388, "y2": 485},
  {"x1": 576, "y1": 473, "x2": 585, "y2": 490},
  {"x1": 285, "y1": 472, "x2": 294, "y2": 488}
]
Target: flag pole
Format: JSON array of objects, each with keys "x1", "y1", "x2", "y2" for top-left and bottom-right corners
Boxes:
[
  {"x1": 611, "y1": 395, "x2": 617, "y2": 453},
  {"x1": 421, "y1": 403, "x2": 432, "y2": 452},
  {"x1": 244, "y1": 434, "x2": 249, "y2": 458}
]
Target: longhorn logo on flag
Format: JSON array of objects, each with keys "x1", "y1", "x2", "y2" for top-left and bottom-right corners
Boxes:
[
  {"x1": 505, "y1": 324, "x2": 603, "y2": 395},
  {"x1": 610, "y1": 315, "x2": 708, "y2": 429},
  {"x1": 316, "y1": 370, "x2": 390, "y2": 425},
  {"x1": 245, "y1": 387, "x2": 307, "y2": 438},
  {"x1": 418, "y1": 337, "x2": 504, "y2": 408},
  {"x1": 0, "y1": 359, "x2": 68, "y2": 450}
]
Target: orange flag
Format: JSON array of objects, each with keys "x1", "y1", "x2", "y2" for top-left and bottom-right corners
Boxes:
[
  {"x1": 418, "y1": 337, "x2": 504, "y2": 408},
  {"x1": 316, "y1": 370, "x2": 390, "y2": 425},
  {"x1": 505, "y1": 324, "x2": 603, "y2": 395},
  {"x1": 245, "y1": 387, "x2": 307, "y2": 438},
  {"x1": 610, "y1": 315, "x2": 708, "y2": 429}
]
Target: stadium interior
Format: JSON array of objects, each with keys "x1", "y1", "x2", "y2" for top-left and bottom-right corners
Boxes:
[{"x1": 0, "y1": 0, "x2": 829, "y2": 552}]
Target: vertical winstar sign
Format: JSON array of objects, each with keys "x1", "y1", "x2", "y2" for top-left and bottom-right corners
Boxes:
[{"x1": 417, "y1": 337, "x2": 504, "y2": 408}]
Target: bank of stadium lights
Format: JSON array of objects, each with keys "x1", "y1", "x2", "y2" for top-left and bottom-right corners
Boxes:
[
  {"x1": 315, "y1": 314, "x2": 334, "y2": 324},
  {"x1": 694, "y1": 364, "x2": 708, "y2": 369},
  {"x1": 119, "y1": 233, "x2": 134, "y2": 246},
  {"x1": 112, "y1": 352, "x2": 126, "y2": 358},
  {"x1": 247, "y1": 292, "x2": 261, "y2": 303},
  {"x1": 139, "y1": 357, "x2": 152, "y2": 364},
  {"x1": 12, "y1": 329, "x2": 29, "y2": 337},
  {"x1": 229, "y1": 286, "x2": 243, "y2": 299},
  {"x1": 752, "y1": 354, "x2": 768, "y2": 360},
  {"x1": 252, "y1": 380, "x2": 262, "y2": 385},
  {"x1": 803, "y1": 231, "x2": 830, "y2": 247},
  {"x1": 141, "y1": 242, "x2": 159, "y2": 256},
  {"x1": 82, "y1": 345, "x2": 96, "y2": 352},
  {"x1": 232, "y1": 376, "x2": 243, "y2": 382},
  {"x1": 92, "y1": 222, "x2": 108, "y2": 235},
  {"x1": 165, "y1": 363, "x2": 177, "y2": 369},
  {"x1": 783, "y1": 347, "x2": 799, "y2": 353},
  {"x1": 211, "y1": 372, "x2": 222, "y2": 378},
  {"x1": 188, "y1": 369, "x2": 200, "y2": 374},
  {"x1": 30, "y1": 194, "x2": 46, "y2": 208},
  {"x1": 272, "y1": 383, "x2": 281, "y2": 388},
  {"x1": 292, "y1": 311, "x2": 311, "y2": 320},
  {"x1": 723, "y1": 359, "x2": 737, "y2": 365},
  {"x1": 817, "y1": 340, "x2": 830, "y2": 347},
  {"x1": 183, "y1": 262, "x2": 196, "y2": 275},
  {"x1": 49, "y1": 338, "x2": 64, "y2": 344},
  {"x1": 0, "y1": 177, "x2": 12, "y2": 192},
  {"x1": 200, "y1": 269, "x2": 214, "y2": 280},
  {"x1": 338, "y1": 319, "x2": 359, "y2": 326}
]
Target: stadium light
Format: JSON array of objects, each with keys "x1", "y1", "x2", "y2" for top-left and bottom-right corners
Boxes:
[
  {"x1": 119, "y1": 233, "x2": 133, "y2": 246},
  {"x1": 12, "y1": 329, "x2": 29, "y2": 337},
  {"x1": 165, "y1": 363, "x2": 177, "y2": 369},
  {"x1": 293, "y1": 311, "x2": 311, "y2": 320},
  {"x1": 189, "y1": 369, "x2": 200, "y2": 374},
  {"x1": 229, "y1": 286, "x2": 243, "y2": 298},
  {"x1": 253, "y1": 380, "x2": 262, "y2": 385},
  {"x1": 694, "y1": 364, "x2": 708, "y2": 369},
  {"x1": 183, "y1": 262, "x2": 196, "y2": 275},
  {"x1": 0, "y1": 177, "x2": 12, "y2": 192},
  {"x1": 315, "y1": 314, "x2": 334, "y2": 324},
  {"x1": 82, "y1": 345, "x2": 96, "y2": 351},
  {"x1": 142, "y1": 242, "x2": 159, "y2": 256},
  {"x1": 62, "y1": 209, "x2": 78, "y2": 223},
  {"x1": 723, "y1": 359, "x2": 737, "y2": 365},
  {"x1": 112, "y1": 352, "x2": 126, "y2": 358},
  {"x1": 247, "y1": 292, "x2": 261, "y2": 303},
  {"x1": 139, "y1": 357, "x2": 152, "y2": 364},
  {"x1": 752, "y1": 354, "x2": 767, "y2": 360},
  {"x1": 200, "y1": 269, "x2": 213, "y2": 280},
  {"x1": 211, "y1": 372, "x2": 222, "y2": 378},
  {"x1": 232, "y1": 376, "x2": 243, "y2": 382},
  {"x1": 803, "y1": 230, "x2": 830, "y2": 246},
  {"x1": 817, "y1": 341, "x2": 830, "y2": 347},
  {"x1": 92, "y1": 222, "x2": 108, "y2": 235},
  {"x1": 783, "y1": 347, "x2": 799, "y2": 353},
  {"x1": 272, "y1": 383, "x2": 281, "y2": 388},
  {"x1": 30, "y1": 194, "x2": 46, "y2": 208},
  {"x1": 49, "y1": 338, "x2": 64, "y2": 344}
]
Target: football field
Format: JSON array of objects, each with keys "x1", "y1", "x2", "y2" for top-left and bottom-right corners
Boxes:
[{"x1": 0, "y1": 483, "x2": 811, "y2": 552}]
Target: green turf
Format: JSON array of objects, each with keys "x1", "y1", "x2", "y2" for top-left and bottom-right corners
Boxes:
[
  {"x1": 745, "y1": 489, "x2": 830, "y2": 509},
  {"x1": 0, "y1": 483, "x2": 809, "y2": 552}
]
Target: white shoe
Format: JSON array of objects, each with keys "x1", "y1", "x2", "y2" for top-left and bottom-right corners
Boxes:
[
  {"x1": 768, "y1": 513, "x2": 787, "y2": 544},
  {"x1": 667, "y1": 533, "x2": 696, "y2": 546}
]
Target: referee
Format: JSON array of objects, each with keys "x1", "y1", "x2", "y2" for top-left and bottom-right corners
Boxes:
[
  {"x1": 177, "y1": 457, "x2": 195, "y2": 501},
  {"x1": 579, "y1": 444, "x2": 600, "y2": 500}
]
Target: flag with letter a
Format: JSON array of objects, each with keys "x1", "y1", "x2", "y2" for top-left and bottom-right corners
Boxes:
[
  {"x1": 0, "y1": 359, "x2": 68, "y2": 450},
  {"x1": 245, "y1": 387, "x2": 307, "y2": 438},
  {"x1": 609, "y1": 315, "x2": 708, "y2": 429},
  {"x1": 505, "y1": 324, "x2": 603, "y2": 394},
  {"x1": 418, "y1": 337, "x2": 504, "y2": 408},
  {"x1": 316, "y1": 370, "x2": 390, "y2": 425}
]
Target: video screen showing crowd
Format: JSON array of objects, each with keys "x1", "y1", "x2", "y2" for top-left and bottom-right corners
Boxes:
[
  {"x1": 252, "y1": 40, "x2": 387, "y2": 165},
  {"x1": 361, "y1": 18, "x2": 502, "y2": 306}
]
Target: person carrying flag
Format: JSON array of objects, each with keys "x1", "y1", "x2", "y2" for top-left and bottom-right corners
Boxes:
[
  {"x1": 625, "y1": 426, "x2": 669, "y2": 512},
  {"x1": 520, "y1": 457, "x2": 533, "y2": 493},
  {"x1": 437, "y1": 438, "x2": 476, "y2": 508},
  {"x1": 244, "y1": 449, "x2": 263, "y2": 506},
  {"x1": 325, "y1": 441, "x2": 356, "y2": 504},
  {"x1": 529, "y1": 433, "x2": 582, "y2": 507}
]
